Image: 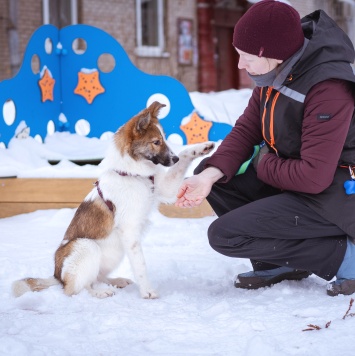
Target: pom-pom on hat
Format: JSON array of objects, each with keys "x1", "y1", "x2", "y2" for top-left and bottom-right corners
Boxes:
[{"x1": 233, "y1": 0, "x2": 304, "y2": 60}]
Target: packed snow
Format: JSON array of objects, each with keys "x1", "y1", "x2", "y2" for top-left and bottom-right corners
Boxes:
[
  {"x1": 2, "y1": 209, "x2": 355, "y2": 355},
  {"x1": 1, "y1": 89, "x2": 355, "y2": 355}
]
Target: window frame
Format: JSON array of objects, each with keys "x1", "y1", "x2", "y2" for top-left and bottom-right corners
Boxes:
[
  {"x1": 135, "y1": 0, "x2": 168, "y2": 57},
  {"x1": 42, "y1": 0, "x2": 78, "y2": 26}
]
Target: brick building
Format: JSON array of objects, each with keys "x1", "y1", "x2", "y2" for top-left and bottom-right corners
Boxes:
[{"x1": 0, "y1": 0, "x2": 353, "y2": 93}]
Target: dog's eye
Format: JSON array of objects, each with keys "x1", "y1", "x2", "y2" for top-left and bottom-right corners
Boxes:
[{"x1": 152, "y1": 140, "x2": 161, "y2": 146}]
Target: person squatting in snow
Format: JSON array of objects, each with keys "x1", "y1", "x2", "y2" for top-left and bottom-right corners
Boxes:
[{"x1": 176, "y1": 0, "x2": 355, "y2": 297}]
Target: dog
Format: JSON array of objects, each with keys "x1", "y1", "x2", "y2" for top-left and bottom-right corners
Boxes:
[{"x1": 12, "y1": 101, "x2": 214, "y2": 299}]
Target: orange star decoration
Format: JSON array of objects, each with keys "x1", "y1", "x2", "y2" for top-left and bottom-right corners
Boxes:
[
  {"x1": 74, "y1": 70, "x2": 105, "y2": 104},
  {"x1": 38, "y1": 69, "x2": 55, "y2": 102},
  {"x1": 180, "y1": 112, "x2": 212, "y2": 144}
]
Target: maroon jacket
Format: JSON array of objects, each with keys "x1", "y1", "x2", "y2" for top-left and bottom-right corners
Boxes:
[
  {"x1": 206, "y1": 79, "x2": 354, "y2": 194},
  {"x1": 205, "y1": 10, "x2": 355, "y2": 238}
]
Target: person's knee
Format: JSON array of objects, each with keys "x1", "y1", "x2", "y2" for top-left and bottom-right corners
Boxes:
[
  {"x1": 193, "y1": 157, "x2": 209, "y2": 175},
  {"x1": 208, "y1": 218, "x2": 246, "y2": 258},
  {"x1": 207, "y1": 220, "x2": 224, "y2": 252}
]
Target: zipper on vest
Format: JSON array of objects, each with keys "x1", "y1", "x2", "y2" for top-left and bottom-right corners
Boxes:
[
  {"x1": 262, "y1": 87, "x2": 273, "y2": 139},
  {"x1": 269, "y1": 92, "x2": 280, "y2": 155},
  {"x1": 262, "y1": 87, "x2": 280, "y2": 156}
]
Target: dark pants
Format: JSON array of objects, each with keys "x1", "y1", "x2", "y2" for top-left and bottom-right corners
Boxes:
[{"x1": 195, "y1": 159, "x2": 347, "y2": 281}]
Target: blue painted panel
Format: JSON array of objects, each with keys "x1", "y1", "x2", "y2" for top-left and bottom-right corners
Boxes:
[
  {"x1": 0, "y1": 24, "x2": 232, "y2": 148},
  {"x1": 59, "y1": 24, "x2": 195, "y2": 141},
  {"x1": 0, "y1": 25, "x2": 61, "y2": 145}
]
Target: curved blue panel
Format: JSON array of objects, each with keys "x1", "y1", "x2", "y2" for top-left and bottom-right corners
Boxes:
[
  {"x1": 0, "y1": 24, "x2": 232, "y2": 147},
  {"x1": 59, "y1": 24, "x2": 195, "y2": 141},
  {"x1": 0, "y1": 25, "x2": 61, "y2": 145},
  {"x1": 208, "y1": 121, "x2": 233, "y2": 142}
]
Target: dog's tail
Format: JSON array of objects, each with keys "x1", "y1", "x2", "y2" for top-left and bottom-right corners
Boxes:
[{"x1": 12, "y1": 277, "x2": 60, "y2": 297}]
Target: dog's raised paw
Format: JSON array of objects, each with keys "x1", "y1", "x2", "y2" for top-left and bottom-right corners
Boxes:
[
  {"x1": 180, "y1": 141, "x2": 215, "y2": 159},
  {"x1": 192, "y1": 142, "x2": 215, "y2": 157},
  {"x1": 199, "y1": 142, "x2": 215, "y2": 155}
]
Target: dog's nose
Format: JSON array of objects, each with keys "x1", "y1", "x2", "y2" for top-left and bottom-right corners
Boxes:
[{"x1": 172, "y1": 156, "x2": 179, "y2": 164}]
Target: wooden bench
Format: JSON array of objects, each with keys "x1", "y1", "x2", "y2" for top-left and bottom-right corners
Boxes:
[{"x1": 0, "y1": 177, "x2": 214, "y2": 219}]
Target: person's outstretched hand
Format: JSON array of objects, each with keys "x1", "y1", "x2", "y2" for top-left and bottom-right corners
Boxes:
[{"x1": 175, "y1": 167, "x2": 224, "y2": 208}]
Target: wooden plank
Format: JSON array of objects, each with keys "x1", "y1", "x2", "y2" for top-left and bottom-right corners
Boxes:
[
  {"x1": 0, "y1": 200, "x2": 214, "y2": 219},
  {"x1": 0, "y1": 202, "x2": 80, "y2": 218},
  {"x1": 159, "y1": 200, "x2": 214, "y2": 218},
  {"x1": 0, "y1": 178, "x2": 215, "y2": 219},
  {"x1": 0, "y1": 178, "x2": 95, "y2": 203}
]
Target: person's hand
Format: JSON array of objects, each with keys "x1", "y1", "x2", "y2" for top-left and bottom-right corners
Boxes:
[
  {"x1": 175, "y1": 167, "x2": 224, "y2": 208},
  {"x1": 175, "y1": 175, "x2": 211, "y2": 208}
]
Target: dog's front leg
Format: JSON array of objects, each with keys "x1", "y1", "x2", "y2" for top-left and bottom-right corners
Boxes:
[
  {"x1": 157, "y1": 142, "x2": 215, "y2": 202},
  {"x1": 120, "y1": 231, "x2": 158, "y2": 299}
]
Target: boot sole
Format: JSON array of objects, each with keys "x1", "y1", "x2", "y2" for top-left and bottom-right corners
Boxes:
[{"x1": 234, "y1": 270, "x2": 312, "y2": 290}]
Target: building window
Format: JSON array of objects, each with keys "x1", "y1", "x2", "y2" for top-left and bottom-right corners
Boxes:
[
  {"x1": 135, "y1": 0, "x2": 167, "y2": 57},
  {"x1": 42, "y1": 0, "x2": 78, "y2": 28}
]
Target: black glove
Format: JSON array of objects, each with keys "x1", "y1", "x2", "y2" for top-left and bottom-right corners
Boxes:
[{"x1": 253, "y1": 144, "x2": 269, "y2": 171}]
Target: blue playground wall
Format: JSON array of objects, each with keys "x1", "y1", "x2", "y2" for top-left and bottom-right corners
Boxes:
[{"x1": 0, "y1": 24, "x2": 231, "y2": 147}]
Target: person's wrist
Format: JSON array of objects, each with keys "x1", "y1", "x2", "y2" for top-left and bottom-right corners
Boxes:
[{"x1": 200, "y1": 167, "x2": 224, "y2": 185}]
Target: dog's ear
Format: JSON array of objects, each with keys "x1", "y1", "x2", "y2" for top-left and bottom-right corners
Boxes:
[
  {"x1": 148, "y1": 101, "x2": 166, "y2": 118},
  {"x1": 135, "y1": 112, "x2": 151, "y2": 133},
  {"x1": 135, "y1": 101, "x2": 166, "y2": 133}
]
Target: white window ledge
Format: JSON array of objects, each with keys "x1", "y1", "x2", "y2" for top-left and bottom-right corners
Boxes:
[{"x1": 134, "y1": 46, "x2": 170, "y2": 58}]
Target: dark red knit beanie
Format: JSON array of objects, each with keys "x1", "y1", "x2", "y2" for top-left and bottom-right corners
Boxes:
[{"x1": 233, "y1": 0, "x2": 304, "y2": 60}]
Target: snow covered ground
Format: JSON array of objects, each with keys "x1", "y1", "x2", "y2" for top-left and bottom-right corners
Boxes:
[
  {"x1": 1, "y1": 209, "x2": 355, "y2": 355},
  {"x1": 1, "y1": 89, "x2": 355, "y2": 355}
]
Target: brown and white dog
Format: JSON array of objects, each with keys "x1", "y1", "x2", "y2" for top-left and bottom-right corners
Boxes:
[{"x1": 12, "y1": 101, "x2": 214, "y2": 299}]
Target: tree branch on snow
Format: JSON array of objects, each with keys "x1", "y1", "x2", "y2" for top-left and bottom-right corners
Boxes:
[{"x1": 302, "y1": 298, "x2": 354, "y2": 332}]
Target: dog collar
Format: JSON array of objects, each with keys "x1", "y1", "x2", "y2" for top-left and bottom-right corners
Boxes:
[
  {"x1": 95, "y1": 171, "x2": 155, "y2": 211},
  {"x1": 115, "y1": 170, "x2": 154, "y2": 190},
  {"x1": 115, "y1": 170, "x2": 154, "y2": 183}
]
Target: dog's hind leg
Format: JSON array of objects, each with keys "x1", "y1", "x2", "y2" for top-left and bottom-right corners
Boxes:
[
  {"x1": 61, "y1": 239, "x2": 114, "y2": 298},
  {"x1": 96, "y1": 233, "x2": 134, "y2": 289}
]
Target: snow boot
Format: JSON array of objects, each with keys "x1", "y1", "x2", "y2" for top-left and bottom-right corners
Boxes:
[
  {"x1": 234, "y1": 266, "x2": 311, "y2": 290},
  {"x1": 327, "y1": 238, "x2": 355, "y2": 296}
]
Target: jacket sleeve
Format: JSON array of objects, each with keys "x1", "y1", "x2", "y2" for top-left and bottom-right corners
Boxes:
[
  {"x1": 257, "y1": 79, "x2": 354, "y2": 194},
  {"x1": 204, "y1": 87, "x2": 264, "y2": 182}
]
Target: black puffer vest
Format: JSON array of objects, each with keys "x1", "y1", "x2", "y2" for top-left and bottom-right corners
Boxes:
[
  {"x1": 261, "y1": 10, "x2": 355, "y2": 238},
  {"x1": 261, "y1": 10, "x2": 355, "y2": 163}
]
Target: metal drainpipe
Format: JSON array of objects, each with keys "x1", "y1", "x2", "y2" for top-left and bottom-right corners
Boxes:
[{"x1": 197, "y1": 0, "x2": 217, "y2": 93}]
